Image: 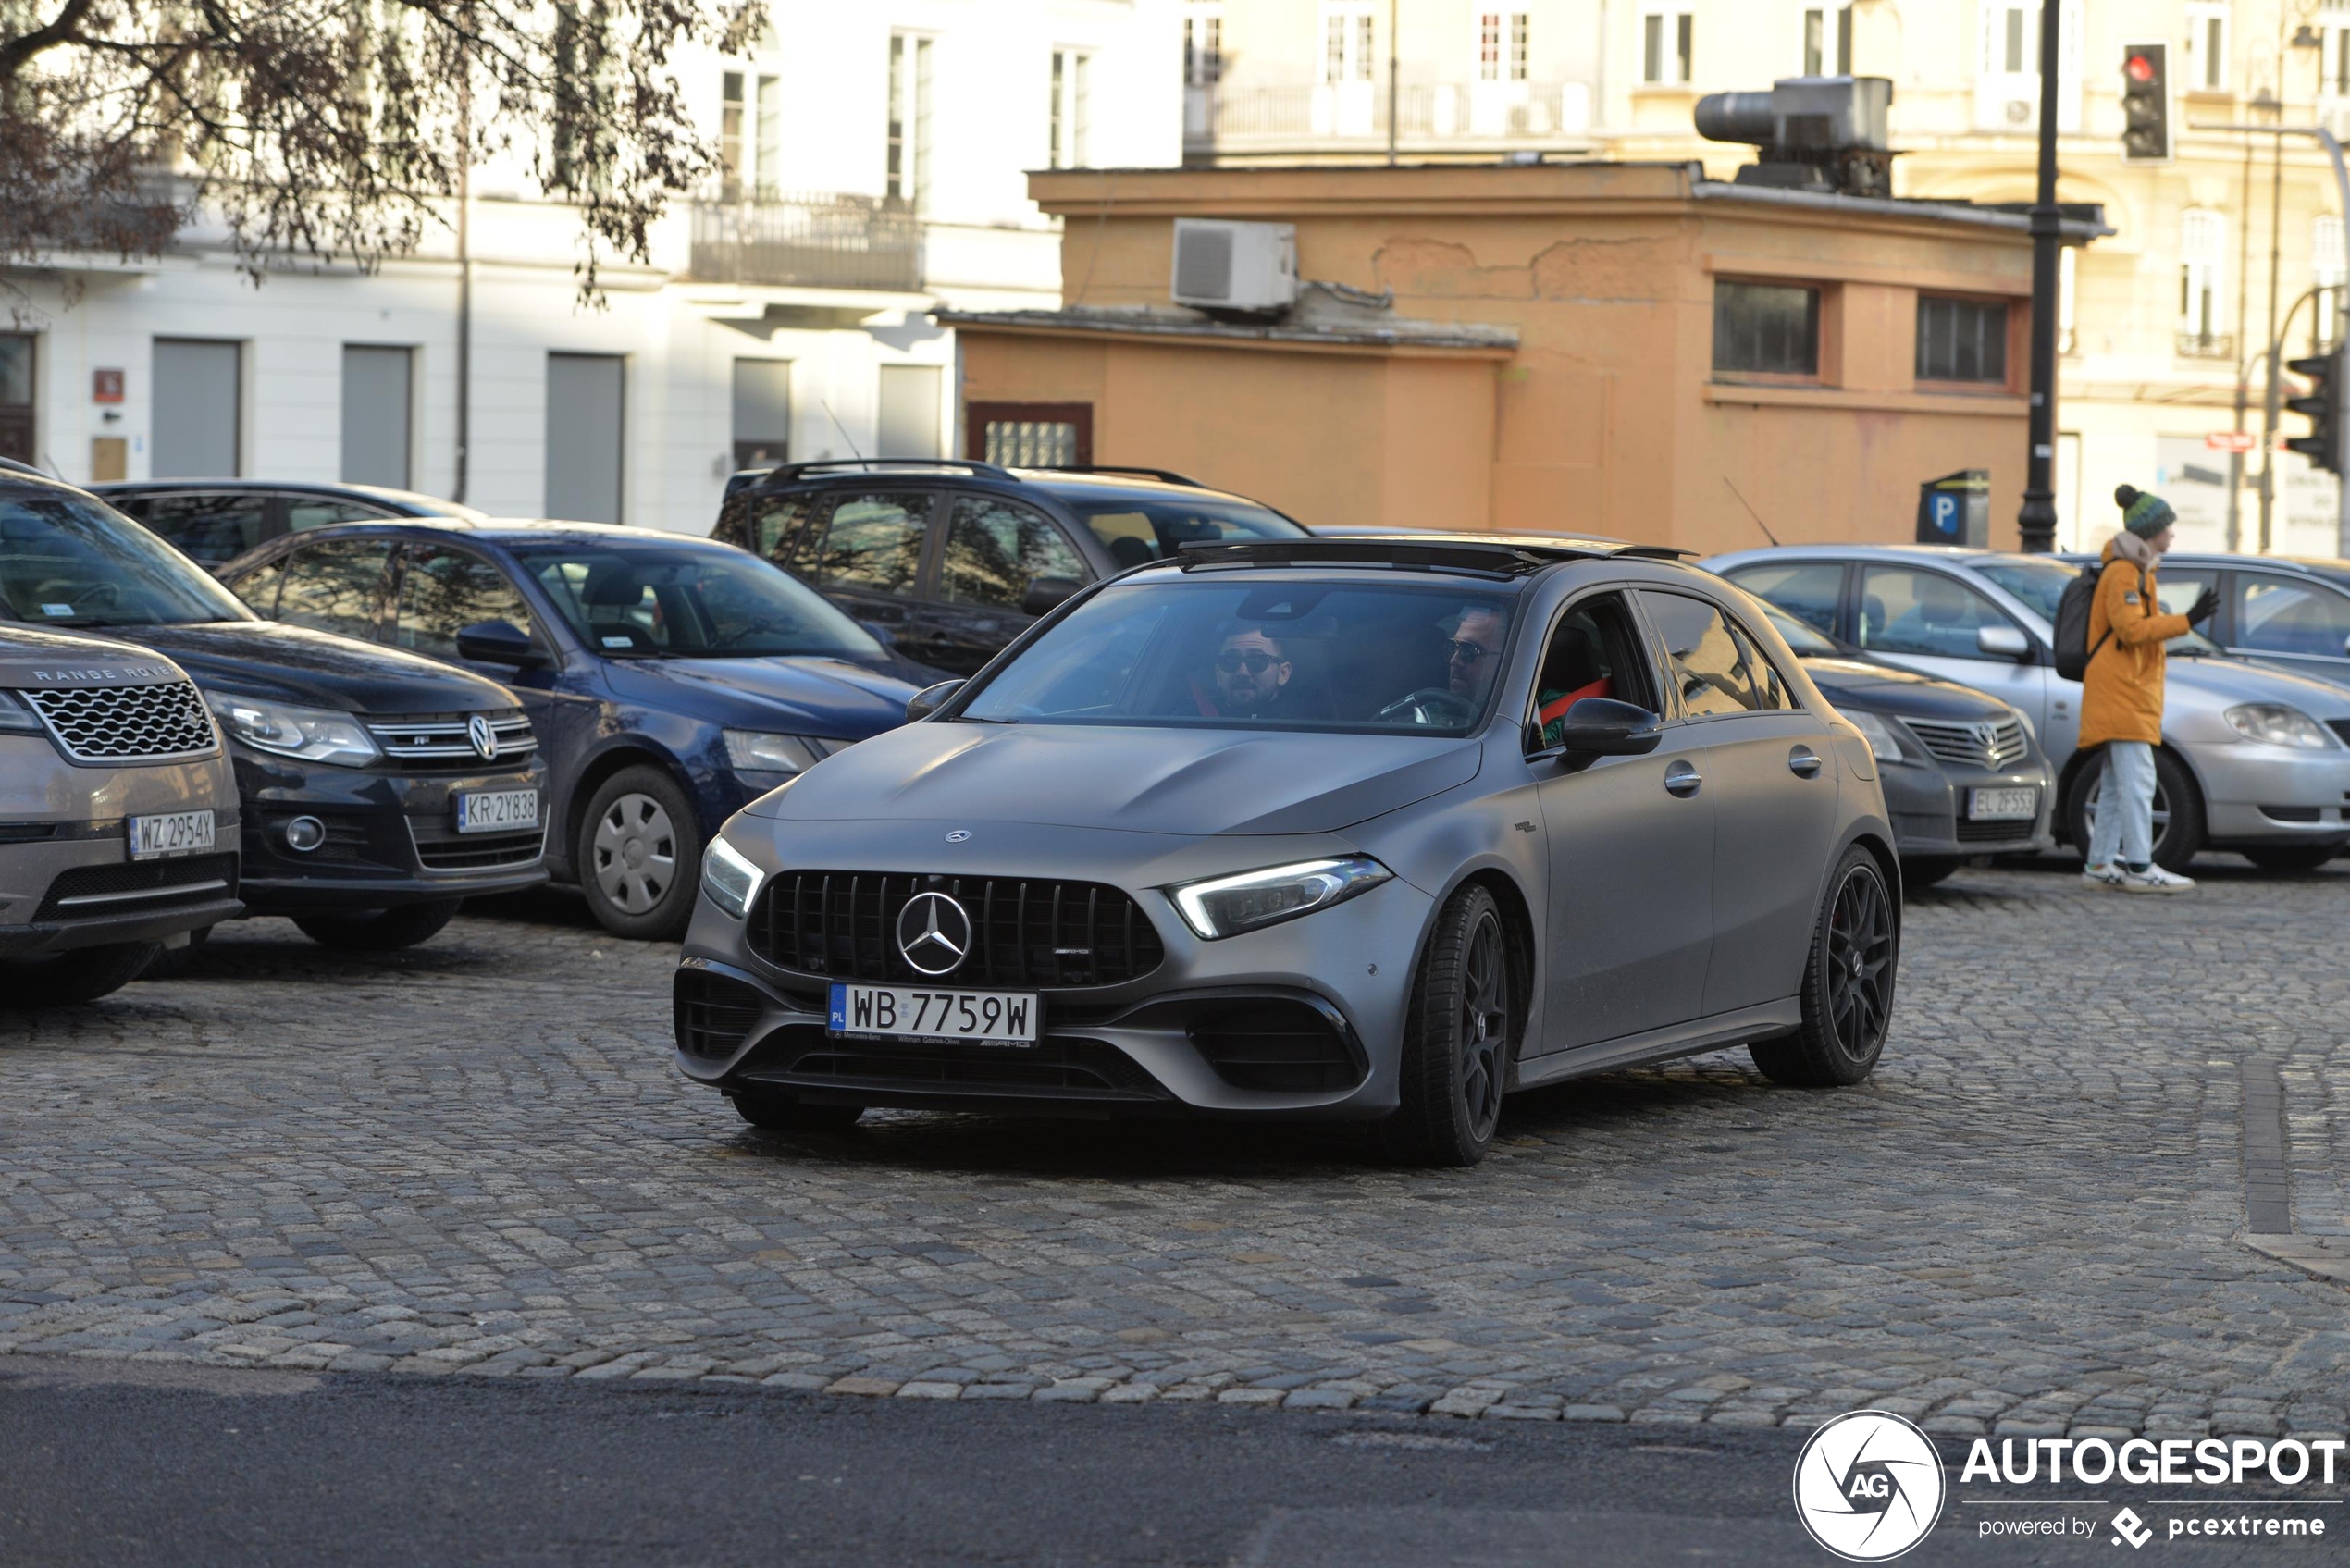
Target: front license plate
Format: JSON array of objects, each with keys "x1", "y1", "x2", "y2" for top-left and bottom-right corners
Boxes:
[
  {"x1": 455, "y1": 788, "x2": 539, "y2": 833},
  {"x1": 828, "y1": 983, "x2": 1040, "y2": 1046},
  {"x1": 1968, "y1": 785, "x2": 2039, "y2": 821},
  {"x1": 128, "y1": 809, "x2": 215, "y2": 860}
]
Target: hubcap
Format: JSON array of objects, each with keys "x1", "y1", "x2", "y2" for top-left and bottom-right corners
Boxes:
[
  {"x1": 2082, "y1": 773, "x2": 2172, "y2": 847},
  {"x1": 1824, "y1": 867, "x2": 1894, "y2": 1059},
  {"x1": 591, "y1": 793, "x2": 677, "y2": 915},
  {"x1": 1458, "y1": 911, "x2": 1509, "y2": 1141}
]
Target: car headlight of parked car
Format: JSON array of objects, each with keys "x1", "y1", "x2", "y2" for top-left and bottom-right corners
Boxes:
[
  {"x1": 204, "y1": 691, "x2": 380, "y2": 766},
  {"x1": 1841, "y1": 709, "x2": 1906, "y2": 763},
  {"x1": 699, "y1": 836, "x2": 764, "y2": 920},
  {"x1": 0, "y1": 689, "x2": 43, "y2": 734},
  {"x1": 723, "y1": 730, "x2": 827, "y2": 775},
  {"x1": 2223, "y1": 704, "x2": 2339, "y2": 749},
  {"x1": 1169, "y1": 857, "x2": 1392, "y2": 941}
]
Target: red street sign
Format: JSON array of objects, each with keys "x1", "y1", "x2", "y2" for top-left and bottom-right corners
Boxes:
[{"x1": 2205, "y1": 430, "x2": 2257, "y2": 452}]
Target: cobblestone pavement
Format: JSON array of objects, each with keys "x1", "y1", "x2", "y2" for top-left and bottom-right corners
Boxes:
[{"x1": 6, "y1": 862, "x2": 2349, "y2": 1439}]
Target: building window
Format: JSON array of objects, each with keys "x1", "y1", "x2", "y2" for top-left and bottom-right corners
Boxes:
[
  {"x1": 756, "y1": 76, "x2": 782, "y2": 198},
  {"x1": 886, "y1": 33, "x2": 934, "y2": 209},
  {"x1": 0, "y1": 334, "x2": 31, "y2": 466},
  {"x1": 1323, "y1": 3, "x2": 1375, "y2": 83},
  {"x1": 2186, "y1": 2, "x2": 2229, "y2": 93},
  {"x1": 968, "y1": 401, "x2": 1094, "y2": 467},
  {"x1": 1049, "y1": 48, "x2": 1092, "y2": 169},
  {"x1": 1713, "y1": 281, "x2": 1820, "y2": 377},
  {"x1": 1802, "y1": 6, "x2": 1851, "y2": 75},
  {"x1": 1478, "y1": 13, "x2": 1529, "y2": 82},
  {"x1": 1915, "y1": 297, "x2": 2010, "y2": 385},
  {"x1": 340, "y1": 345, "x2": 414, "y2": 488},
  {"x1": 1642, "y1": 7, "x2": 1693, "y2": 84},
  {"x1": 721, "y1": 72, "x2": 744, "y2": 198},
  {"x1": 2179, "y1": 208, "x2": 2227, "y2": 353},
  {"x1": 2328, "y1": 13, "x2": 2350, "y2": 96},
  {"x1": 2318, "y1": 214, "x2": 2346, "y2": 348},
  {"x1": 152, "y1": 339, "x2": 241, "y2": 477},
  {"x1": 1183, "y1": 6, "x2": 1222, "y2": 87},
  {"x1": 545, "y1": 352, "x2": 625, "y2": 525},
  {"x1": 732, "y1": 358, "x2": 790, "y2": 471}
]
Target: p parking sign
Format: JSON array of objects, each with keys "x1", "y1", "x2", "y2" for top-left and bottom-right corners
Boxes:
[{"x1": 1916, "y1": 469, "x2": 1989, "y2": 547}]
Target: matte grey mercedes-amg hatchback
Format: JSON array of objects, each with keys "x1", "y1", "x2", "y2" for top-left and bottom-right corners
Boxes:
[{"x1": 674, "y1": 536, "x2": 1901, "y2": 1166}]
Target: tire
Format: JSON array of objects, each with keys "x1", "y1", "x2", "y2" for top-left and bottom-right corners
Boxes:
[
  {"x1": 1900, "y1": 856, "x2": 1961, "y2": 891},
  {"x1": 2065, "y1": 747, "x2": 2206, "y2": 872},
  {"x1": 1750, "y1": 846, "x2": 1897, "y2": 1089},
  {"x1": 1, "y1": 942, "x2": 160, "y2": 1006},
  {"x1": 730, "y1": 1089, "x2": 865, "y2": 1132},
  {"x1": 2241, "y1": 844, "x2": 2343, "y2": 873},
  {"x1": 1379, "y1": 883, "x2": 1516, "y2": 1167},
  {"x1": 292, "y1": 899, "x2": 463, "y2": 952},
  {"x1": 578, "y1": 766, "x2": 700, "y2": 941}
]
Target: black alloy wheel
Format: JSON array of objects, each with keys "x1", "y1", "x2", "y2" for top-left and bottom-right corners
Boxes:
[
  {"x1": 1752, "y1": 846, "x2": 1897, "y2": 1088},
  {"x1": 1381, "y1": 883, "x2": 1515, "y2": 1167}
]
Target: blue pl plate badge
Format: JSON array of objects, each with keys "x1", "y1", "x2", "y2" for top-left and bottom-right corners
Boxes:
[{"x1": 828, "y1": 983, "x2": 847, "y2": 1031}]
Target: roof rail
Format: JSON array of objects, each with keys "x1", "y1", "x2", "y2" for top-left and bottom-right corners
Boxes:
[
  {"x1": 1174, "y1": 535, "x2": 1681, "y2": 576},
  {"x1": 743, "y1": 458, "x2": 1019, "y2": 489},
  {"x1": 1030, "y1": 464, "x2": 1204, "y2": 488}
]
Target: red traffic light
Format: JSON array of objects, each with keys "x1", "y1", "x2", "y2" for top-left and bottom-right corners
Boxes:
[{"x1": 2126, "y1": 53, "x2": 2156, "y2": 83}]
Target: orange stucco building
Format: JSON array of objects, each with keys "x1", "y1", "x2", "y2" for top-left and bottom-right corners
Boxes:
[{"x1": 938, "y1": 161, "x2": 2105, "y2": 555}]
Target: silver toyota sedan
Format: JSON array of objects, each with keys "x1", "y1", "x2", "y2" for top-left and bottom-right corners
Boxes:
[
  {"x1": 1708, "y1": 545, "x2": 2350, "y2": 872},
  {"x1": 674, "y1": 536, "x2": 1902, "y2": 1167}
]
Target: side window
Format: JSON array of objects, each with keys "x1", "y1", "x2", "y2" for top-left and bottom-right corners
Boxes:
[
  {"x1": 1726, "y1": 620, "x2": 1795, "y2": 710},
  {"x1": 1856, "y1": 566, "x2": 2018, "y2": 661},
  {"x1": 1639, "y1": 591, "x2": 1771, "y2": 718},
  {"x1": 136, "y1": 492, "x2": 273, "y2": 566},
  {"x1": 938, "y1": 496, "x2": 1088, "y2": 611},
  {"x1": 812, "y1": 492, "x2": 932, "y2": 595},
  {"x1": 229, "y1": 553, "x2": 289, "y2": 616},
  {"x1": 750, "y1": 495, "x2": 820, "y2": 566},
  {"x1": 287, "y1": 498, "x2": 394, "y2": 532},
  {"x1": 275, "y1": 539, "x2": 395, "y2": 640},
  {"x1": 396, "y1": 548, "x2": 535, "y2": 658},
  {"x1": 2234, "y1": 574, "x2": 2350, "y2": 657},
  {"x1": 1725, "y1": 561, "x2": 1843, "y2": 637},
  {"x1": 1528, "y1": 592, "x2": 1659, "y2": 751}
]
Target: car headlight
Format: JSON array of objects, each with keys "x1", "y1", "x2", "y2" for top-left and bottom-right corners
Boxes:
[
  {"x1": 2225, "y1": 703, "x2": 2339, "y2": 749},
  {"x1": 0, "y1": 689, "x2": 42, "y2": 734},
  {"x1": 723, "y1": 730, "x2": 825, "y2": 775},
  {"x1": 1841, "y1": 709, "x2": 1905, "y2": 763},
  {"x1": 204, "y1": 691, "x2": 380, "y2": 766},
  {"x1": 700, "y1": 836, "x2": 763, "y2": 920},
  {"x1": 1169, "y1": 856, "x2": 1392, "y2": 941}
]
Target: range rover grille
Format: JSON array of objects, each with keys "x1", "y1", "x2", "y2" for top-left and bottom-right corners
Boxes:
[
  {"x1": 747, "y1": 872, "x2": 1165, "y2": 989},
  {"x1": 24, "y1": 680, "x2": 216, "y2": 764}
]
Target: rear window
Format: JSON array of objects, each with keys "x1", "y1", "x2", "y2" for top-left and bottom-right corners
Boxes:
[{"x1": 1058, "y1": 495, "x2": 1304, "y2": 570}]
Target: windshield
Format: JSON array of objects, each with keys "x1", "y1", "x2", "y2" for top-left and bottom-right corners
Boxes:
[
  {"x1": 0, "y1": 489, "x2": 252, "y2": 627},
  {"x1": 1058, "y1": 495, "x2": 1305, "y2": 568},
  {"x1": 1762, "y1": 605, "x2": 1839, "y2": 655},
  {"x1": 1969, "y1": 555, "x2": 2222, "y2": 656},
  {"x1": 960, "y1": 577, "x2": 1517, "y2": 735},
  {"x1": 517, "y1": 543, "x2": 884, "y2": 660}
]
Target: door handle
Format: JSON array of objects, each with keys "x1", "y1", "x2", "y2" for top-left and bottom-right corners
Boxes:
[
  {"x1": 1664, "y1": 760, "x2": 1702, "y2": 797},
  {"x1": 1788, "y1": 746, "x2": 1823, "y2": 778}
]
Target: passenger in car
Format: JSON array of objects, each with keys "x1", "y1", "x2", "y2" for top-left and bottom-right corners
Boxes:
[{"x1": 1533, "y1": 623, "x2": 1614, "y2": 748}]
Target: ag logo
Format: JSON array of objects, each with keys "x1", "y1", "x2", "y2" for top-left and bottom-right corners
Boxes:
[{"x1": 1791, "y1": 1409, "x2": 1946, "y2": 1562}]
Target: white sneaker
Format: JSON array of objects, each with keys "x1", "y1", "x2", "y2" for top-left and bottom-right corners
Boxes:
[
  {"x1": 2081, "y1": 863, "x2": 2129, "y2": 890},
  {"x1": 2118, "y1": 863, "x2": 2195, "y2": 894}
]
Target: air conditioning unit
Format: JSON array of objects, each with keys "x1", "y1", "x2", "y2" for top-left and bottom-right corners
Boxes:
[{"x1": 1170, "y1": 219, "x2": 1298, "y2": 313}]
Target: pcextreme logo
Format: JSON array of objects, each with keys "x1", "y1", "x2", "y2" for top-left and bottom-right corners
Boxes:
[{"x1": 1792, "y1": 1410, "x2": 1949, "y2": 1561}]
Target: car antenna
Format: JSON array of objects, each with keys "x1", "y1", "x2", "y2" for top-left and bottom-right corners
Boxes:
[
  {"x1": 821, "y1": 400, "x2": 866, "y2": 463},
  {"x1": 1723, "y1": 476, "x2": 1781, "y2": 548}
]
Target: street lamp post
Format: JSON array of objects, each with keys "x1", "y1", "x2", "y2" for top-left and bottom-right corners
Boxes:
[{"x1": 2017, "y1": 0, "x2": 2064, "y2": 554}]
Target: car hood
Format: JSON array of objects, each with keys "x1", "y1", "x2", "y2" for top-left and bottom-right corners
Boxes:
[
  {"x1": 0, "y1": 625, "x2": 186, "y2": 688},
  {"x1": 1799, "y1": 656, "x2": 2017, "y2": 720},
  {"x1": 2165, "y1": 652, "x2": 2350, "y2": 716},
  {"x1": 749, "y1": 722, "x2": 1483, "y2": 835},
  {"x1": 124, "y1": 622, "x2": 521, "y2": 714},
  {"x1": 599, "y1": 655, "x2": 916, "y2": 740}
]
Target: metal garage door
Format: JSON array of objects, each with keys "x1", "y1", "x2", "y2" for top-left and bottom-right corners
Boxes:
[
  {"x1": 341, "y1": 346, "x2": 414, "y2": 488},
  {"x1": 153, "y1": 340, "x2": 241, "y2": 477},
  {"x1": 546, "y1": 352, "x2": 625, "y2": 524}
]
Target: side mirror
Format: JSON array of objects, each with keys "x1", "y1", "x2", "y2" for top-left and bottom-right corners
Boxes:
[
  {"x1": 906, "y1": 679, "x2": 965, "y2": 722},
  {"x1": 1553, "y1": 697, "x2": 1663, "y2": 758},
  {"x1": 1020, "y1": 576, "x2": 1083, "y2": 617},
  {"x1": 1977, "y1": 623, "x2": 2031, "y2": 660},
  {"x1": 454, "y1": 620, "x2": 546, "y2": 667}
]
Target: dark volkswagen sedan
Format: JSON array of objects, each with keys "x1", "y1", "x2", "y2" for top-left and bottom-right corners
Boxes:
[
  {"x1": 0, "y1": 473, "x2": 547, "y2": 951},
  {"x1": 218, "y1": 520, "x2": 924, "y2": 939}
]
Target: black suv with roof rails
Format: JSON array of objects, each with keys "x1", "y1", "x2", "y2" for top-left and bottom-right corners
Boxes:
[{"x1": 712, "y1": 459, "x2": 1309, "y2": 676}]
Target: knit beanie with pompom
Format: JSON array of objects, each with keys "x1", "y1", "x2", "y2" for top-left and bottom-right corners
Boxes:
[{"x1": 2114, "y1": 484, "x2": 2177, "y2": 538}]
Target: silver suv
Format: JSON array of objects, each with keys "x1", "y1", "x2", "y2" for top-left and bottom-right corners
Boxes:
[
  {"x1": 1, "y1": 627, "x2": 241, "y2": 1004},
  {"x1": 1708, "y1": 545, "x2": 2350, "y2": 873}
]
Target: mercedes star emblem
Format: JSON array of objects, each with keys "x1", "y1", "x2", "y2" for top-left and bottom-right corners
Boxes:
[
  {"x1": 467, "y1": 714, "x2": 499, "y2": 761},
  {"x1": 945, "y1": 829, "x2": 971, "y2": 843},
  {"x1": 896, "y1": 891, "x2": 972, "y2": 977}
]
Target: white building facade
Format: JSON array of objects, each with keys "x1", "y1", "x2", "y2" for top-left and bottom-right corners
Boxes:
[{"x1": 1, "y1": 0, "x2": 1181, "y2": 533}]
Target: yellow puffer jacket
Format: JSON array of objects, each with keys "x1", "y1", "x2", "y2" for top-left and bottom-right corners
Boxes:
[{"x1": 2079, "y1": 533, "x2": 2191, "y2": 749}]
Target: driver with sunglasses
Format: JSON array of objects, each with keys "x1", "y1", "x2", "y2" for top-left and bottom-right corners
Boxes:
[{"x1": 1211, "y1": 625, "x2": 1297, "y2": 718}]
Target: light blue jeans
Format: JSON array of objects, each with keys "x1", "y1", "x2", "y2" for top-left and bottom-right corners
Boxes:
[{"x1": 2087, "y1": 740, "x2": 2157, "y2": 870}]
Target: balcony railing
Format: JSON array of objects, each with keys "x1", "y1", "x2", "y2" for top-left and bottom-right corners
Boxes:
[
  {"x1": 1186, "y1": 81, "x2": 1593, "y2": 149},
  {"x1": 688, "y1": 191, "x2": 921, "y2": 292},
  {"x1": 2175, "y1": 330, "x2": 2237, "y2": 361}
]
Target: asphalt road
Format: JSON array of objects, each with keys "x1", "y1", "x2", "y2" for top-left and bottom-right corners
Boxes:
[{"x1": 0, "y1": 1356, "x2": 2321, "y2": 1567}]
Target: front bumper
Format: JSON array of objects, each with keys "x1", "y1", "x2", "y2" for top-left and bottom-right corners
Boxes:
[
  {"x1": 231, "y1": 747, "x2": 551, "y2": 913},
  {"x1": 2192, "y1": 741, "x2": 2350, "y2": 848},
  {"x1": 1878, "y1": 755, "x2": 2054, "y2": 858},
  {"x1": 0, "y1": 830, "x2": 243, "y2": 958},
  {"x1": 674, "y1": 821, "x2": 1436, "y2": 1119}
]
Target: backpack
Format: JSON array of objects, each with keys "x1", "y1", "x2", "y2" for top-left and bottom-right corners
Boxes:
[{"x1": 2053, "y1": 560, "x2": 2143, "y2": 682}]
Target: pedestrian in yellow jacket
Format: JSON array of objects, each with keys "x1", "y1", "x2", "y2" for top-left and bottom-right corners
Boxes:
[{"x1": 2080, "y1": 484, "x2": 2218, "y2": 893}]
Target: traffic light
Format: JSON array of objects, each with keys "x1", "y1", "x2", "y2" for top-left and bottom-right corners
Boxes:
[
  {"x1": 2285, "y1": 347, "x2": 2344, "y2": 475},
  {"x1": 2121, "y1": 43, "x2": 2171, "y2": 163}
]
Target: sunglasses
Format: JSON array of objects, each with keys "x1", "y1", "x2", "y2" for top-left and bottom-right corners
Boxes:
[
  {"x1": 1216, "y1": 651, "x2": 1280, "y2": 674},
  {"x1": 1446, "y1": 638, "x2": 1496, "y2": 663}
]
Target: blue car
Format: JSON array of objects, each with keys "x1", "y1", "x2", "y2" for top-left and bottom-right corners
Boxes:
[{"x1": 215, "y1": 520, "x2": 929, "y2": 938}]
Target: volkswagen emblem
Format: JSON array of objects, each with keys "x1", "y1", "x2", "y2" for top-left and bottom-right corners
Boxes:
[
  {"x1": 467, "y1": 714, "x2": 499, "y2": 760},
  {"x1": 945, "y1": 829, "x2": 971, "y2": 844},
  {"x1": 896, "y1": 892, "x2": 972, "y2": 977}
]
